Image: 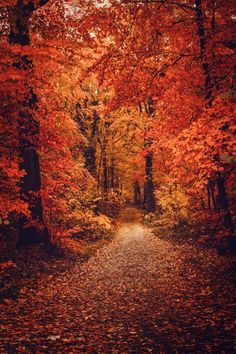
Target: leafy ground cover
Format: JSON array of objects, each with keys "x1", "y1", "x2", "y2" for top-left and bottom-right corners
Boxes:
[{"x1": 0, "y1": 208, "x2": 235, "y2": 353}]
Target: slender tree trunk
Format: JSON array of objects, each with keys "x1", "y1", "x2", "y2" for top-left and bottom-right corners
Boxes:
[
  {"x1": 103, "y1": 143, "x2": 109, "y2": 194},
  {"x1": 200, "y1": 197, "x2": 205, "y2": 210},
  {"x1": 137, "y1": 183, "x2": 141, "y2": 207},
  {"x1": 144, "y1": 97, "x2": 156, "y2": 212},
  {"x1": 84, "y1": 146, "x2": 96, "y2": 175},
  {"x1": 97, "y1": 150, "x2": 103, "y2": 191},
  {"x1": 207, "y1": 183, "x2": 211, "y2": 210},
  {"x1": 209, "y1": 179, "x2": 217, "y2": 210},
  {"x1": 84, "y1": 110, "x2": 99, "y2": 176},
  {"x1": 143, "y1": 182, "x2": 147, "y2": 208},
  {"x1": 216, "y1": 176, "x2": 232, "y2": 228},
  {"x1": 110, "y1": 156, "x2": 115, "y2": 190},
  {"x1": 134, "y1": 181, "x2": 141, "y2": 207},
  {"x1": 195, "y1": 0, "x2": 212, "y2": 101},
  {"x1": 145, "y1": 153, "x2": 156, "y2": 212},
  {"x1": 9, "y1": 0, "x2": 50, "y2": 247}
]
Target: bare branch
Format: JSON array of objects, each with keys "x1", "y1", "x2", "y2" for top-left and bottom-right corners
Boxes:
[{"x1": 120, "y1": 0, "x2": 195, "y2": 12}]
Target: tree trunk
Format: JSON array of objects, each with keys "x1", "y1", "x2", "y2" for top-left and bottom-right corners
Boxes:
[
  {"x1": 145, "y1": 153, "x2": 156, "y2": 212},
  {"x1": 9, "y1": 0, "x2": 50, "y2": 247},
  {"x1": 110, "y1": 156, "x2": 115, "y2": 190},
  {"x1": 103, "y1": 144, "x2": 109, "y2": 194},
  {"x1": 134, "y1": 181, "x2": 141, "y2": 207},
  {"x1": 143, "y1": 182, "x2": 147, "y2": 208},
  {"x1": 216, "y1": 176, "x2": 231, "y2": 228},
  {"x1": 84, "y1": 110, "x2": 99, "y2": 176},
  {"x1": 209, "y1": 179, "x2": 217, "y2": 210},
  {"x1": 144, "y1": 97, "x2": 156, "y2": 213},
  {"x1": 194, "y1": 0, "x2": 212, "y2": 101},
  {"x1": 84, "y1": 146, "x2": 96, "y2": 176},
  {"x1": 207, "y1": 183, "x2": 211, "y2": 210}
]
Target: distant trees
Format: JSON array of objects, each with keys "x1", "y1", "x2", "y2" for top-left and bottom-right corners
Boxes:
[{"x1": 75, "y1": 85, "x2": 141, "y2": 199}]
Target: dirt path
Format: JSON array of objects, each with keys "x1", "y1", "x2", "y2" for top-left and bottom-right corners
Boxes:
[{"x1": 0, "y1": 208, "x2": 235, "y2": 353}]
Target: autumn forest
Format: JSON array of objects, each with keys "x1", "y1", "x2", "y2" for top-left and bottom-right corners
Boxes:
[{"x1": 0, "y1": 0, "x2": 235, "y2": 352}]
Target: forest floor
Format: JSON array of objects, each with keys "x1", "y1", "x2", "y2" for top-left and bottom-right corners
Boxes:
[{"x1": 0, "y1": 207, "x2": 236, "y2": 353}]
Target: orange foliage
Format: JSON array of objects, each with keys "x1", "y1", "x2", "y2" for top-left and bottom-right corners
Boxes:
[{"x1": 0, "y1": 0, "x2": 235, "y2": 248}]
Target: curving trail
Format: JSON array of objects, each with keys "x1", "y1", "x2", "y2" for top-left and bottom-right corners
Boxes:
[{"x1": 0, "y1": 208, "x2": 235, "y2": 353}]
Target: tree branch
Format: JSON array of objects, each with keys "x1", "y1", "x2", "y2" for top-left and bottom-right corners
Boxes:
[{"x1": 120, "y1": 0, "x2": 195, "y2": 12}]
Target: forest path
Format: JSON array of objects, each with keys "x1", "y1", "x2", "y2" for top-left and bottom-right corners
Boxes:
[{"x1": 0, "y1": 208, "x2": 235, "y2": 353}]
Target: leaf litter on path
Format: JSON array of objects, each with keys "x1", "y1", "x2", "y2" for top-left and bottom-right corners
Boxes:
[{"x1": 0, "y1": 208, "x2": 235, "y2": 353}]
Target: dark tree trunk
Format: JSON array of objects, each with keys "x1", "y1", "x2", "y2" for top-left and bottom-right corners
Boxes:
[
  {"x1": 76, "y1": 107, "x2": 99, "y2": 177},
  {"x1": 8, "y1": 0, "x2": 50, "y2": 247},
  {"x1": 18, "y1": 93, "x2": 49, "y2": 246},
  {"x1": 84, "y1": 146, "x2": 96, "y2": 176},
  {"x1": 194, "y1": 0, "x2": 212, "y2": 101},
  {"x1": 200, "y1": 197, "x2": 205, "y2": 210},
  {"x1": 87, "y1": 110, "x2": 99, "y2": 176},
  {"x1": 144, "y1": 97, "x2": 156, "y2": 213},
  {"x1": 110, "y1": 156, "x2": 115, "y2": 190},
  {"x1": 209, "y1": 179, "x2": 217, "y2": 210},
  {"x1": 143, "y1": 182, "x2": 147, "y2": 208},
  {"x1": 207, "y1": 180, "x2": 217, "y2": 210},
  {"x1": 134, "y1": 181, "x2": 141, "y2": 207},
  {"x1": 103, "y1": 145, "x2": 109, "y2": 194},
  {"x1": 145, "y1": 153, "x2": 156, "y2": 212},
  {"x1": 216, "y1": 176, "x2": 236, "y2": 254},
  {"x1": 207, "y1": 183, "x2": 211, "y2": 210},
  {"x1": 216, "y1": 176, "x2": 232, "y2": 228}
]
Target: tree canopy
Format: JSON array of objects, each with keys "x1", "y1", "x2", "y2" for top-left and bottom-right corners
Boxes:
[{"x1": 0, "y1": 0, "x2": 235, "y2": 251}]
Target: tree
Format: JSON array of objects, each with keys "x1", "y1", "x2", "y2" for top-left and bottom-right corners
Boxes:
[{"x1": 7, "y1": 0, "x2": 51, "y2": 246}]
